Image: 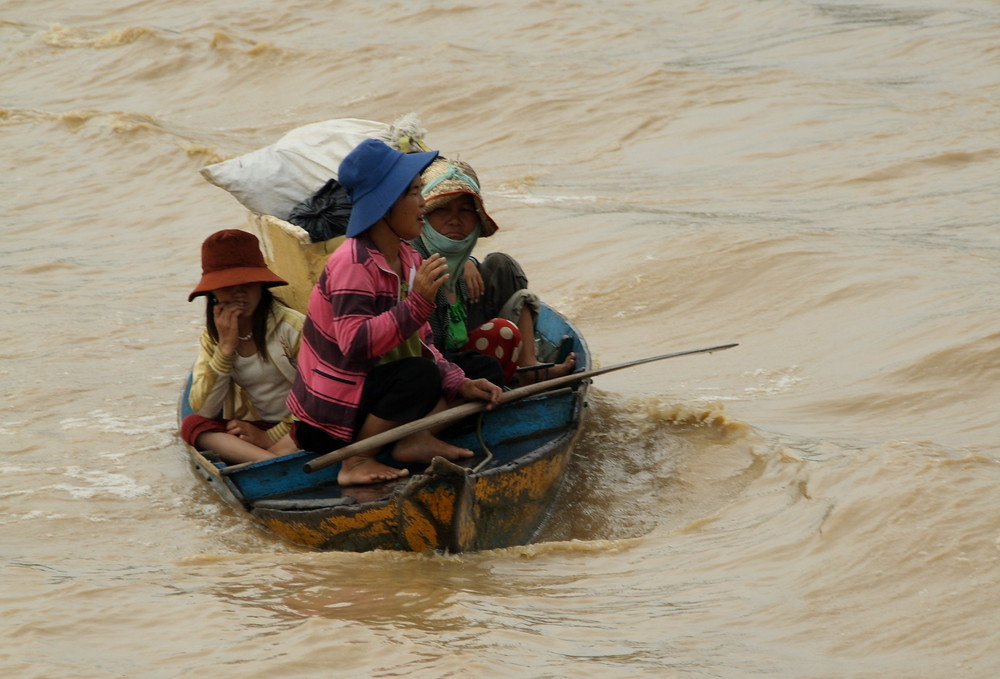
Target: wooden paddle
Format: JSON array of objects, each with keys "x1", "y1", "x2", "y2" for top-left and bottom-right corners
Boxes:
[{"x1": 302, "y1": 342, "x2": 738, "y2": 474}]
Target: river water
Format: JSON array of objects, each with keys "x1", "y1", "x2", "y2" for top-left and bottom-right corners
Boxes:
[{"x1": 3, "y1": 1, "x2": 999, "y2": 677}]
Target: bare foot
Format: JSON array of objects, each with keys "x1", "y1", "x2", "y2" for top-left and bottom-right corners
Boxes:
[
  {"x1": 550, "y1": 351, "x2": 576, "y2": 378},
  {"x1": 338, "y1": 455, "x2": 410, "y2": 487},
  {"x1": 518, "y1": 352, "x2": 577, "y2": 384},
  {"x1": 392, "y1": 430, "x2": 475, "y2": 464}
]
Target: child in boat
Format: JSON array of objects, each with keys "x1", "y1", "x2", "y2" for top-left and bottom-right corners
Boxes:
[
  {"x1": 287, "y1": 139, "x2": 503, "y2": 487},
  {"x1": 412, "y1": 157, "x2": 576, "y2": 384},
  {"x1": 182, "y1": 229, "x2": 304, "y2": 464}
]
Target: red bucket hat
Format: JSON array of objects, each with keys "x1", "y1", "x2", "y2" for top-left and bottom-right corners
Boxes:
[{"x1": 188, "y1": 229, "x2": 287, "y2": 301}]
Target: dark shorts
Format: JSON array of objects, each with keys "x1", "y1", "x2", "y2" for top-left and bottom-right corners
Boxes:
[
  {"x1": 446, "y1": 350, "x2": 504, "y2": 389},
  {"x1": 292, "y1": 356, "x2": 443, "y2": 455}
]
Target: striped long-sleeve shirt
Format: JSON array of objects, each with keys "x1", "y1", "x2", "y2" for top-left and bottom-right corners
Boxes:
[{"x1": 286, "y1": 232, "x2": 468, "y2": 442}]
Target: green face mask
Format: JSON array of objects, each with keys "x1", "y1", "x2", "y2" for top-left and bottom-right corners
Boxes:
[{"x1": 419, "y1": 218, "x2": 481, "y2": 293}]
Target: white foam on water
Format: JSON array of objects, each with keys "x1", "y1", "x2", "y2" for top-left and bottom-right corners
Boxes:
[
  {"x1": 0, "y1": 510, "x2": 69, "y2": 524},
  {"x1": 741, "y1": 366, "x2": 804, "y2": 395},
  {"x1": 59, "y1": 409, "x2": 179, "y2": 452},
  {"x1": 0, "y1": 420, "x2": 26, "y2": 436},
  {"x1": 60, "y1": 410, "x2": 166, "y2": 436},
  {"x1": 51, "y1": 467, "x2": 151, "y2": 500}
]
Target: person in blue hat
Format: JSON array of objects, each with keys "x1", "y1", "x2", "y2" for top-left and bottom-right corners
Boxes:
[{"x1": 287, "y1": 139, "x2": 502, "y2": 487}]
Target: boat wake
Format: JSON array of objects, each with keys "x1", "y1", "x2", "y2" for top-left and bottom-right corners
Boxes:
[{"x1": 539, "y1": 389, "x2": 763, "y2": 544}]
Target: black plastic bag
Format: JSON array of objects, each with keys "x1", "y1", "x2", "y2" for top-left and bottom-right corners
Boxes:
[{"x1": 287, "y1": 178, "x2": 352, "y2": 242}]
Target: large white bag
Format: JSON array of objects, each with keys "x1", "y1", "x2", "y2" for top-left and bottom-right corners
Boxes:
[{"x1": 200, "y1": 115, "x2": 427, "y2": 219}]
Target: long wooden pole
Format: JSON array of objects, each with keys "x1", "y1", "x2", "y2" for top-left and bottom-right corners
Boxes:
[{"x1": 301, "y1": 342, "x2": 738, "y2": 474}]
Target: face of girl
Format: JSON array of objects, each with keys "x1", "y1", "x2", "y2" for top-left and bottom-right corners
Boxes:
[
  {"x1": 425, "y1": 194, "x2": 479, "y2": 241},
  {"x1": 213, "y1": 282, "x2": 262, "y2": 318},
  {"x1": 385, "y1": 177, "x2": 427, "y2": 241}
]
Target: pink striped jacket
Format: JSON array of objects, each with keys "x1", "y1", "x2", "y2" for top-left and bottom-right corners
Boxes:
[{"x1": 286, "y1": 233, "x2": 467, "y2": 442}]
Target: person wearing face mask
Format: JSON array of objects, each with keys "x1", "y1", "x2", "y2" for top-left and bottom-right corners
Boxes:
[{"x1": 412, "y1": 157, "x2": 576, "y2": 385}]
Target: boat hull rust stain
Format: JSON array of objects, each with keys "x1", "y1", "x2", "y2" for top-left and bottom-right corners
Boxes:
[
  {"x1": 257, "y1": 502, "x2": 401, "y2": 551},
  {"x1": 464, "y1": 434, "x2": 579, "y2": 550},
  {"x1": 398, "y1": 475, "x2": 460, "y2": 552}
]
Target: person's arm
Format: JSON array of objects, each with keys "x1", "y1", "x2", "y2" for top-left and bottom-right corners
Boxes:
[
  {"x1": 463, "y1": 257, "x2": 484, "y2": 303},
  {"x1": 328, "y1": 275, "x2": 437, "y2": 362},
  {"x1": 426, "y1": 334, "x2": 500, "y2": 408},
  {"x1": 188, "y1": 330, "x2": 234, "y2": 417},
  {"x1": 264, "y1": 308, "x2": 304, "y2": 443},
  {"x1": 272, "y1": 306, "x2": 304, "y2": 372},
  {"x1": 328, "y1": 249, "x2": 445, "y2": 362},
  {"x1": 265, "y1": 415, "x2": 295, "y2": 444}
]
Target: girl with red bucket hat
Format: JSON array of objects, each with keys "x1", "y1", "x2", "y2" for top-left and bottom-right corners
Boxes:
[
  {"x1": 287, "y1": 139, "x2": 502, "y2": 487},
  {"x1": 181, "y1": 229, "x2": 305, "y2": 464}
]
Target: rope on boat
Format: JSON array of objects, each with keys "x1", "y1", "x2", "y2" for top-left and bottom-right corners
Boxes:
[{"x1": 472, "y1": 412, "x2": 493, "y2": 473}]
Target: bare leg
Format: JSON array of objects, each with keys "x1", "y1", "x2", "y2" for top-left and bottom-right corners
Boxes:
[
  {"x1": 391, "y1": 398, "x2": 475, "y2": 464},
  {"x1": 515, "y1": 306, "x2": 576, "y2": 382},
  {"x1": 266, "y1": 432, "x2": 299, "y2": 457},
  {"x1": 337, "y1": 398, "x2": 476, "y2": 486},
  {"x1": 196, "y1": 431, "x2": 277, "y2": 465}
]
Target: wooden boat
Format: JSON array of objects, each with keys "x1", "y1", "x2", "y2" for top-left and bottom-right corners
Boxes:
[{"x1": 178, "y1": 213, "x2": 590, "y2": 553}]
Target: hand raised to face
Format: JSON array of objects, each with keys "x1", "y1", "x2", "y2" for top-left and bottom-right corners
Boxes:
[
  {"x1": 213, "y1": 301, "x2": 243, "y2": 354},
  {"x1": 412, "y1": 253, "x2": 450, "y2": 303}
]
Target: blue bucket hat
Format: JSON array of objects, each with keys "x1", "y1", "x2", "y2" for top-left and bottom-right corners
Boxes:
[{"x1": 339, "y1": 139, "x2": 439, "y2": 238}]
